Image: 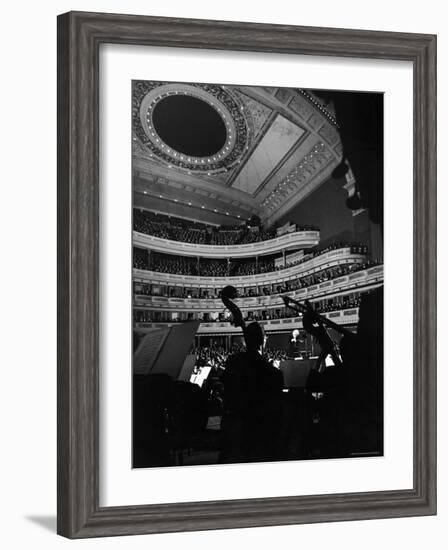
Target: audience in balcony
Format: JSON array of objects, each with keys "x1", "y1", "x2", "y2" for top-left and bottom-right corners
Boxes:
[
  {"x1": 237, "y1": 296, "x2": 362, "y2": 323},
  {"x1": 149, "y1": 254, "x2": 199, "y2": 275},
  {"x1": 197, "y1": 259, "x2": 229, "y2": 277},
  {"x1": 133, "y1": 208, "x2": 317, "y2": 246},
  {"x1": 134, "y1": 241, "x2": 372, "y2": 278},
  {"x1": 144, "y1": 253, "x2": 279, "y2": 277},
  {"x1": 276, "y1": 242, "x2": 369, "y2": 271},
  {"x1": 134, "y1": 258, "x2": 380, "y2": 299},
  {"x1": 133, "y1": 293, "x2": 362, "y2": 326},
  {"x1": 133, "y1": 256, "x2": 148, "y2": 270}
]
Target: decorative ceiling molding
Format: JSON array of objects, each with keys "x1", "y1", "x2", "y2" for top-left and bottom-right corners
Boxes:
[
  {"x1": 296, "y1": 89, "x2": 339, "y2": 128},
  {"x1": 133, "y1": 81, "x2": 250, "y2": 174},
  {"x1": 132, "y1": 83, "x2": 344, "y2": 226},
  {"x1": 232, "y1": 90, "x2": 273, "y2": 137},
  {"x1": 264, "y1": 157, "x2": 338, "y2": 227},
  {"x1": 231, "y1": 114, "x2": 306, "y2": 195},
  {"x1": 260, "y1": 141, "x2": 333, "y2": 213},
  {"x1": 133, "y1": 160, "x2": 257, "y2": 210},
  {"x1": 133, "y1": 174, "x2": 258, "y2": 226}
]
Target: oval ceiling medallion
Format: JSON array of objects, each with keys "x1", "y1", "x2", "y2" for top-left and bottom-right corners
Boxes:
[
  {"x1": 152, "y1": 94, "x2": 227, "y2": 157},
  {"x1": 133, "y1": 81, "x2": 249, "y2": 174}
]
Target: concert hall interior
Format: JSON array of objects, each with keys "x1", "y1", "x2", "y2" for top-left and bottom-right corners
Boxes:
[{"x1": 132, "y1": 81, "x2": 384, "y2": 468}]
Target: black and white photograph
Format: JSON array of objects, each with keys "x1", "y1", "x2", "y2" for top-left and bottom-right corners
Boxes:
[
  {"x1": 132, "y1": 81, "x2": 384, "y2": 469},
  {"x1": 0, "y1": 0, "x2": 441, "y2": 544}
]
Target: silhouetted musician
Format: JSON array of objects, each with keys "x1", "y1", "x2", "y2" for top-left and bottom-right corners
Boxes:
[{"x1": 220, "y1": 322, "x2": 284, "y2": 463}]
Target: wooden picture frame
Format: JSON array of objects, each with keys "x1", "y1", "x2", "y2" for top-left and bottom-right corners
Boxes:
[{"x1": 57, "y1": 10, "x2": 437, "y2": 538}]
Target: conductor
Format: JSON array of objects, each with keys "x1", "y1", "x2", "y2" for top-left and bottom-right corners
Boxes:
[{"x1": 220, "y1": 321, "x2": 284, "y2": 464}]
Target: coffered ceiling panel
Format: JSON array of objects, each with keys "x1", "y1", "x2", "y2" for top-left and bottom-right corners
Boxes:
[{"x1": 231, "y1": 114, "x2": 305, "y2": 195}]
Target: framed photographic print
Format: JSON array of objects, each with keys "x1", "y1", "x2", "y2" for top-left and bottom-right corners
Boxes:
[{"x1": 57, "y1": 11, "x2": 437, "y2": 538}]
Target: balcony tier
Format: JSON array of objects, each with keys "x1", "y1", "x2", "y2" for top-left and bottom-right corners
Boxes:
[
  {"x1": 134, "y1": 265, "x2": 383, "y2": 312},
  {"x1": 133, "y1": 247, "x2": 371, "y2": 288},
  {"x1": 133, "y1": 229, "x2": 320, "y2": 258},
  {"x1": 135, "y1": 307, "x2": 360, "y2": 334}
]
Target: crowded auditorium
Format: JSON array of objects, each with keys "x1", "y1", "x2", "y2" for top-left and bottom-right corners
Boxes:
[{"x1": 132, "y1": 81, "x2": 384, "y2": 468}]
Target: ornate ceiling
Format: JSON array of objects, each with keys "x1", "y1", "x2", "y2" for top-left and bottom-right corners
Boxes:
[{"x1": 132, "y1": 81, "x2": 343, "y2": 227}]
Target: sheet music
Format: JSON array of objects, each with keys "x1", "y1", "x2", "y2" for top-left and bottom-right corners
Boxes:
[
  {"x1": 133, "y1": 327, "x2": 169, "y2": 375},
  {"x1": 133, "y1": 322, "x2": 200, "y2": 378}
]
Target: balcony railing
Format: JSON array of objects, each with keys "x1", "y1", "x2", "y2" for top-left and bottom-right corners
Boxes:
[
  {"x1": 134, "y1": 264, "x2": 383, "y2": 312},
  {"x1": 133, "y1": 247, "x2": 371, "y2": 289},
  {"x1": 133, "y1": 229, "x2": 320, "y2": 259},
  {"x1": 134, "y1": 307, "x2": 360, "y2": 334}
]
